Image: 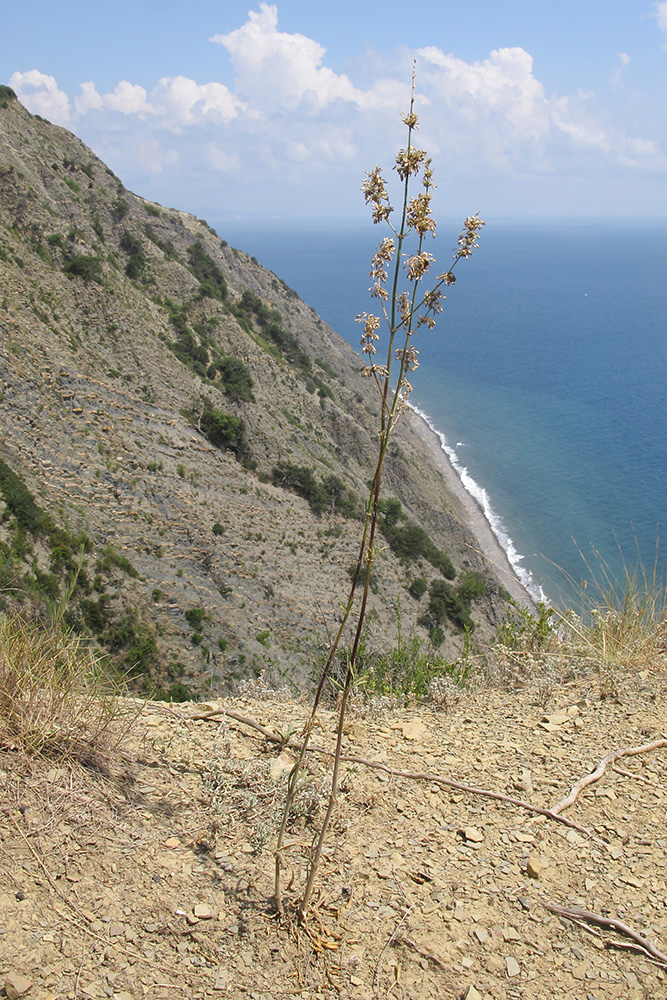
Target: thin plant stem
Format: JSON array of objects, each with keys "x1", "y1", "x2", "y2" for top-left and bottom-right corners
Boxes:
[{"x1": 274, "y1": 66, "x2": 484, "y2": 918}]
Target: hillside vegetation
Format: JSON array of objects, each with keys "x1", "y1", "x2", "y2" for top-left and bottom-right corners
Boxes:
[{"x1": 0, "y1": 90, "x2": 521, "y2": 698}]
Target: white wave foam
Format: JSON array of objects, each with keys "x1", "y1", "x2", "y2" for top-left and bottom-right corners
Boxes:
[{"x1": 412, "y1": 406, "x2": 547, "y2": 604}]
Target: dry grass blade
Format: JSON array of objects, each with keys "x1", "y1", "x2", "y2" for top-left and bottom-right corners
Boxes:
[{"x1": 0, "y1": 612, "x2": 133, "y2": 769}]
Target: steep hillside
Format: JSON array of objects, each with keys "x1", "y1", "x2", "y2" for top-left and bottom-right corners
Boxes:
[{"x1": 0, "y1": 88, "x2": 529, "y2": 698}]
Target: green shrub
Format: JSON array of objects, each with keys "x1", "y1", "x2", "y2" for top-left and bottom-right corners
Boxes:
[
  {"x1": 187, "y1": 242, "x2": 227, "y2": 301},
  {"x1": 272, "y1": 463, "x2": 359, "y2": 517},
  {"x1": 378, "y1": 499, "x2": 456, "y2": 579},
  {"x1": 111, "y1": 197, "x2": 130, "y2": 222},
  {"x1": 212, "y1": 522, "x2": 226, "y2": 536},
  {"x1": 0, "y1": 458, "x2": 51, "y2": 534},
  {"x1": 419, "y1": 578, "x2": 475, "y2": 634},
  {"x1": 62, "y1": 254, "x2": 103, "y2": 284},
  {"x1": 408, "y1": 576, "x2": 428, "y2": 600},
  {"x1": 236, "y1": 290, "x2": 311, "y2": 373},
  {"x1": 119, "y1": 230, "x2": 146, "y2": 279},
  {"x1": 97, "y1": 545, "x2": 139, "y2": 579},
  {"x1": 0, "y1": 85, "x2": 17, "y2": 103},
  {"x1": 206, "y1": 356, "x2": 255, "y2": 402},
  {"x1": 323, "y1": 631, "x2": 461, "y2": 703},
  {"x1": 185, "y1": 608, "x2": 206, "y2": 629},
  {"x1": 457, "y1": 570, "x2": 487, "y2": 602},
  {"x1": 105, "y1": 611, "x2": 158, "y2": 676},
  {"x1": 200, "y1": 401, "x2": 248, "y2": 458}
]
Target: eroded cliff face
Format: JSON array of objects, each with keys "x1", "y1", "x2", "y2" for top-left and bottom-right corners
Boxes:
[{"x1": 0, "y1": 93, "x2": 513, "y2": 696}]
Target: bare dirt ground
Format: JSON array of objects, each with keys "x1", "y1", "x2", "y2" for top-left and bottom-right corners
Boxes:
[{"x1": 1, "y1": 666, "x2": 666, "y2": 1000}]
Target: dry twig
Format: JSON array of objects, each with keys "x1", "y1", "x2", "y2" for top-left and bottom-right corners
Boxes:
[
  {"x1": 550, "y1": 738, "x2": 667, "y2": 815},
  {"x1": 543, "y1": 902, "x2": 667, "y2": 967}
]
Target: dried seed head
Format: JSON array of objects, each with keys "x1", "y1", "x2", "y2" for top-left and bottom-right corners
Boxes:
[
  {"x1": 405, "y1": 251, "x2": 435, "y2": 281},
  {"x1": 395, "y1": 146, "x2": 427, "y2": 181},
  {"x1": 362, "y1": 166, "x2": 393, "y2": 224},
  {"x1": 407, "y1": 193, "x2": 436, "y2": 237},
  {"x1": 455, "y1": 213, "x2": 486, "y2": 259}
]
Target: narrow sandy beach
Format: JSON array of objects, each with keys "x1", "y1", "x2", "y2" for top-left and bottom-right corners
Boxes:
[{"x1": 406, "y1": 408, "x2": 536, "y2": 609}]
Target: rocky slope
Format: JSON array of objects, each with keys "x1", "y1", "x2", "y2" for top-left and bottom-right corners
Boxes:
[
  {"x1": 1, "y1": 668, "x2": 666, "y2": 1000},
  {"x1": 0, "y1": 88, "x2": 526, "y2": 697}
]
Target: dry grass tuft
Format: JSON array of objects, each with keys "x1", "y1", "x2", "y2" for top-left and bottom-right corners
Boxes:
[
  {"x1": 491, "y1": 543, "x2": 667, "y2": 701},
  {"x1": 0, "y1": 612, "x2": 134, "y2": 770}
]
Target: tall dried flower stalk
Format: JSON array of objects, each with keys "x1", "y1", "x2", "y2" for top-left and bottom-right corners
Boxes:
[{"x1": 274, "y1": 67, "x2": 484, "y2": 919}]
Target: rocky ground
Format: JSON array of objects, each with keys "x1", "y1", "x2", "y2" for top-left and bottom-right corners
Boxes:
[{"x1": 2, "y1": 661, "x2": 666, "y2": 1000}]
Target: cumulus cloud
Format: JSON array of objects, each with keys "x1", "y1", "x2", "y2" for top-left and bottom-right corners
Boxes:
[
  {"x1": 75, "y1": 81, "x2": 103, "y2": 115},
  {"x1": 211, "y1": 2, "x2": 359, "y2": 112},
  {"x1": 9, "y1": 70, "x2": 70, "y2": 125},
  {"x1": 103, "y1": 82, "x2": 155, "y2": 117},
  {"x1": 412, "y1": 45, "x2": 613, "y2": 172},
  {"x1": 151, "y1": 76, "x2": 244, "y2": 127}
]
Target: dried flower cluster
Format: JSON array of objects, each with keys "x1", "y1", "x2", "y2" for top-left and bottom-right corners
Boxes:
[{"x1": 360, "y1": 79, "x2": 484, "y2": 423}]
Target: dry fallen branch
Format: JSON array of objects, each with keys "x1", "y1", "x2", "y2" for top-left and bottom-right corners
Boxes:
[
  {"x1": 550, "y1": 738, "x2": 667, "y2": 815},
  {"x1": 543, "y1": 901, "x2": 667, "y2": 967},
  {"x1": 171, "y1": 707, "x2": 607, "y2": 845}
]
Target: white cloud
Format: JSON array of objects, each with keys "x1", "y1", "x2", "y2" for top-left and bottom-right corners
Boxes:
[
  {"x1": 151, "y1": 76, "x2": 244, "y2": 127},
  {"x1": 619, "y1": 135, "x2": 667, "y2": 171},
  {"x1": 413, "y1": 45, "x2": 613, "y2": 171},
  {"x1": 211, "y1": 2, "x2": 359, "y2": 112},
  {"x1": 654, "y1": 1, "x2": 667, "y2": 44},
  {"x1": 103, "y1": 81, "x2": 155, "y2": 117},
  {"x1": 205, "y1": 143, "x2": 242, "y2": 172},
  {"x1": 75, "y1": 81, "x2": 103, "y2": 115},
  {"x1": 9, "y1": 69, "x2": 70, "y2": 125},
  {"x1": 610, "y1": 52, "x2": 630, "y2": 88}
]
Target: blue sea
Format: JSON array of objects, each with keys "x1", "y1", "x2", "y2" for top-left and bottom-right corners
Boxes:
[{"x1": 216, "y1": 217, "x2": 667, "y2": 608}]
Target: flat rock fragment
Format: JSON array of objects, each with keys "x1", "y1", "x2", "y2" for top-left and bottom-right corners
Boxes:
[{"x1": 505, "y1": 956, "x2": 521, "y2": 978}]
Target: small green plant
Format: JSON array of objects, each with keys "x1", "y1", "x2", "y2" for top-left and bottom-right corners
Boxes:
[
  {"x1": 274, "y1": 70, "x2": 483, "y2": 917},
  {"x1": 185, "y1": 608, "x2": 206, "y2": 629},
  {"x1": 97, "y1": 546, "x2": 139, "y2": 579},
  {"x1": 212, "y1": 521, "x2": 226, "y2": 536}
]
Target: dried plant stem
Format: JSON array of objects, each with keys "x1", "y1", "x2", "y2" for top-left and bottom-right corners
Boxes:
[{"x1": 273, "y1": 67, "x2": 484, "y2": 918}]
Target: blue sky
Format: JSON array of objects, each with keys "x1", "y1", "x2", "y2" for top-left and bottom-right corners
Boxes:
[{"x1": 3, "y1": 1, "x2": 667, "y2": 221}]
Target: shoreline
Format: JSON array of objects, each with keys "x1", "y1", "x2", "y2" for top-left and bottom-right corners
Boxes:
[{"x1": 406, "y1": 407, "x2": 537, "y2": 610}]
